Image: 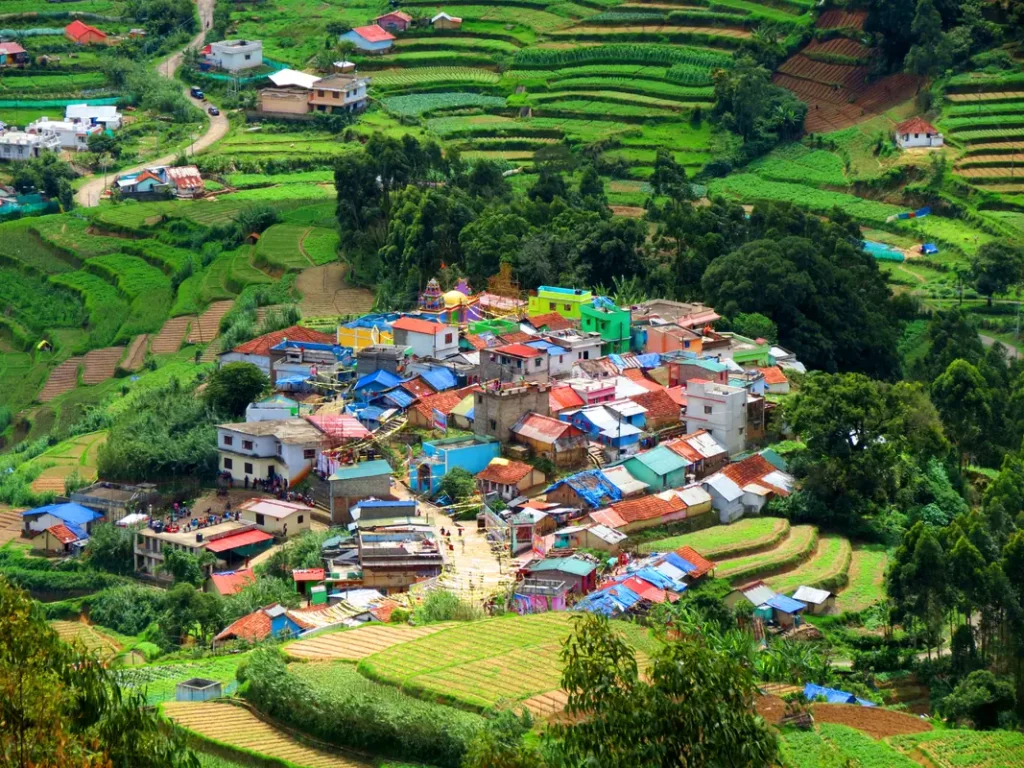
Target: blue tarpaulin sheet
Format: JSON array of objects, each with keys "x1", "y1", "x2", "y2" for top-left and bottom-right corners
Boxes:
[
  {"x1": 354, "y1": 370, "x2": 404, "y2": 391},
  {"x1": 382, "y1": 389, "x2": 415, "y2": 409},
  {"x1": 576, "y1": 584, "x2": 642, "y2": 616},
  {"x1": 418, "y1": 366, "x2": 458, "y2": 392},
  {"x1": 766, "y1": 595, "x2": 807, "y2": 614},
  {"x1": 803, "y1": 683, "x2": 876, "y2": 706}
]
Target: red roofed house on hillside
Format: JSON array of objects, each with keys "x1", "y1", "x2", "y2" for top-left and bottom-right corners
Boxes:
[
  {"x1": 589, "y1": 485, "x2": 712, "y2": 533},
  {"x1": 340, "y1": 24, "x2": 395, "y2": 53},
  {"x1": 219, "y1": 325, "x2": 334, "y2": 375},
  {"x1": 510, "y1": 412, "x2": 588, "y2": 468},
  {"x1": 65, "y1": 20, "x2": 107, "y2": 45},
  {"x1": 391, "y1": 316, "x2": 458, "y2": 359},
  {"x1": 759, "y1": 366, "x2": 790, "y2": 395},
  {"x1": 476, "y1": 457, "x2": 546, "y2": 501},
  {"x1": 213, "y1": 604, "x2": 315, "y2": 647},
  {"x1": 629, "y1": 388, "x2": 681, "y2": 431},
  {"x1": 408, "y1": 386, "x2": 476, "y2": 429},
  {"x1": 549, "y1": 383, "x2": 586, "y2": 415},
  {"x1": 209, "y1": 568, "x2": 256, "y2": 596},
  {"x1": 895, "y1": 116, "x2": 943, "y2": 149},
  {"x1": 166, "y1": 165, "x2": 205, "y2": 199},
  {"x1": 663, "y1": 429, "x2": 729, "y2": 480},
  {"x1": 527, "y1": 312, "x2": 574, "y2": 332},
  {"x1": 0, "y1": 42, "x2": 28, "y2": 67},
  {"x1": 674, "y1": 545, "x2": 716, "y2": 580},
  {"x1": 375, "y1": 10, "x2": 413, "y2": 31}
]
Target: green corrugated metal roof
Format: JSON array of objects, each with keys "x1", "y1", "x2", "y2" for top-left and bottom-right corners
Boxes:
[
  {"x1": 330, "y1": 459, "x2": 393, "y2": 481},
  {"x1": 528, "y1": 557, "x2": 597, "y2": 577},
  {"x1": 629, "y1": 445, "x2": 687, "y2": 476}
]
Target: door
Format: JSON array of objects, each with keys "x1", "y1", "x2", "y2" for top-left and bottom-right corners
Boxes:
[{"x1": 418, "y1": 463, "x2": 432, "y2": 491}]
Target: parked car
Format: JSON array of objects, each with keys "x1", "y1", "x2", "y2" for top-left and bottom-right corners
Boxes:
[
  {"x1": 190, "y1": 87, "x2": 204, "y2": 99},
  {"x1": 208, "y1": 106, "x2": 220, "y2": 116}
]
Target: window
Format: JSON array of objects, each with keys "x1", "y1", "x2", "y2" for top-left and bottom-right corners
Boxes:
[
  {"x1": 516, "y1": 359, "x2": 522, "y2": 368},
  {"x1": 317, "y1": 89, "x2": 325, "y2": 97},
  {"x1": 548, "y1": 302, "x2": 556, "y2": 310},
  {"x1": 244, "y1": 53, "x2": 251, "y2": 60},
  {"x1": 583, "y1": 351, "x2": 590, "y2": 360},
  {"x1": 256, "y1": 513, "x2": 265, "y2": 526},
  {"x1": 303, "y1": 449, "x2": 316, "y2": 459},
  {"x1": 244, "y1": 462, "x2": 253, "y2": 474},
  {"x1": 223, "y1": 457, "x2": 233, "y2": 469},
  {"x1": 297, "y1": 515, "x2": 304, "y2": 524},
  {"x1": 242, "y1": 440, "x2": 253, "y2": 450},
  {"x1": 683, "y1": 340, "x2": 690, "y2": 348},
  {"x1": 490, "y1": 419, "x2": 497, "y2": 431},
  {"x1": 445, "y1": 333, "x2": 453, "y2": 344},
  {"x1": 704, "y1": 405, "x2": 713, "y2": 415},
  {"x1": 277, "y1": 443, "x2": 283, "y2": 455},
  {"x1": 223, "y1": 435, "x2": 233, "y2": 446},
  {"x1": 535, "y1": 358, "x2": 542, "y2": 367},
  {"x1": 564, "y1": 304, "x2": 571, "y2": 311}
]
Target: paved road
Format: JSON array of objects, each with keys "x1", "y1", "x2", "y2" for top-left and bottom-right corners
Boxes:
[
  {"x1": 980, "y1": 334, "x2": 1022, "y2": 359},
  {"x1": 75, "y1": 0, "x2": 228, "y2": 207}
]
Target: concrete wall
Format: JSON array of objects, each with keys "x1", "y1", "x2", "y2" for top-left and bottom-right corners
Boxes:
[
  {"x1": 330, "y1": 473, "x2": 392, "y2": 523},
  {"x1": 392, "y1": 327, "x2": 458, "y2": 360},
  {"x1": 473, "y1": 384, "x2": 550, "y2": 442},
  {"x1": 241, "y1": 509, "x2": 310, "y2": 536},
  {"x1": 684, "y1": 380, "x2": 747, "y2": 456}
]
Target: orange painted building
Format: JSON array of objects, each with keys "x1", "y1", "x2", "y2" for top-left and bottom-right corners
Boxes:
[
  {"x1": 645, "y1": 324, "x2": 704, "y2": 355},
  {"x1": 65, "y1": 20, "x2": 108, "y2": 45}
]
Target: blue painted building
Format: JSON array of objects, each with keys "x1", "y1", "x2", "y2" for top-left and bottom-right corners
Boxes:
[
  {"x1": 561, "y1": 403, "x2": 645, "y2": 458},
  {"x1": 353, "y1": 369, "x2": 404, "y2": 401},
  {"x1": 409, "y1": 434, "x2": 500, "y2": 494}
]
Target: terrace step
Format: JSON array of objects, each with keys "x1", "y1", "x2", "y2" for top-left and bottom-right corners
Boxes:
[
  {"x1": 151, "y1": 316, "x2": 191, "y2": 355},
  {"x1": 39, "y1": 357, "x2": 83, "y2": 402},
  {"x1": 81, "y1": 346, "x2": 125, "y2": 385},
  {"x1": 121, "y1": 334, "x2": 149, "y2": 372},
  {"x1": 188, "y1": 300, "x2": 234, "y2": 344}
]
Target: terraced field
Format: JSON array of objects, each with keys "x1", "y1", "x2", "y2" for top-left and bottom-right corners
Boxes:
[
  {"x1": 639, "y1": 517, "x2": 790, "y2": 557},
  {"x1": 889, "y1": 729, "x2": 1024, "y2": 768},
  {"x1": 765, "y1": 534, "x2": 852, "y2": 594},
  {"x1": 50, "y1": 619, "x2": 120, "y2": 659},
  {"x1": 164, "y1": 702, "x2": 371, "y2": 768},
  {"x1": 836, "y1": 545, "x2": 888, "y2": 613},
  {"x1": 714, "y1": 524, "x2": 817, "y2": 583},
  {"x1": 285, "y1": 623, "x2": 451, "y2": 661},
  {"x1": 944, "y1": 74, "x2": 1024, "y2": 189},
  {"x1": 255, "y1": 224, "x2": 315, "y2": 272},
  {"x1": 27, "y1": 431, "x2": 107, "y2": 494}
]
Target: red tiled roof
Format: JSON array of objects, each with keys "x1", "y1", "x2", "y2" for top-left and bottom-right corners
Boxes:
[
  {"x1": 589, "y1": 507, "x2": 627, "y2": 529},
  {"x1": 351, "y1": 24, "x2": 395, "y2": 42},
  {"x1": 215, "y1": 609, "x2": 271, "y2": 643},
  {"x1": 630, "y1": 389, "x2": 680, "y2": 425},
  {"x1": 721, "y1": 455, "x2": 789, "y2": 496},
  {"x1": 498, "y1": 332, "x2": 534, "y2": 345},
  {"x1": 369, "y1": 599, "x2": 401, "y2": 622},
  {"x1": 46, "y1": 524, "x2": 81, "y2": 544},
  {"x1": 663, "y1": 430, "x2": 717, "y2": 463},
  {"x1": 0, "y1": 43, "x2": 26, "y2": 55},
  {"x1": 477, "y1": 459, "x2": 534, "y2": 485},
  {"x1": 896, "y1": 116, "x2": 939, "y2": 135},
  {"x1": 210, "y1": 568, "x2": 256, "y2": 596},
  {"x1": 496, "y1": 343, "x2": 542, "y2": 358},
  {"x1": 550, "y1": 385, "x2": 585, "y2": 413},
  {"x1": 392, "y1": 316, "x2": 448, "y2": 335},
  {"x1": 204, "y1": 528, "x2": 275, "y2": 553},
  {"x1": 674, "y1": 546, "x2": 716, "y2": 579},
  {"x1": 665, "y1": 386, "x2": 687, "y2": 408},
  {"x1": 307, "y1": 413, "x2": 371, "y2": 441},
  {"x1": 606, "y1": 493, "x2": 686, "y2": 524},
  {"x1": 463, "y1": 334, "x2": 491, "y2": 350},
  {"x1": 528, "y1": 312, "x2": 573, "y2": 331},
  {"x1": 621, "y1": 368, "x2": 645, "y2": 381},
  {"x1": 377, "y1": 10, "x2": 413, "y2": 21},
  {"x1": 65, "y1": 20, "x2": 106, "y2": 40},
  {"x1": 759, "y1": 366, "x2": 789, "y2": 386},
  {"x1": 412, "y1": 387, "x2": 474, "y2": 421},
  {"x1": 401, "y1": 377, "x2": 436, "y2": 399},
  {"x1": 229, "y1": 325, "x2": 334, "y2": 356},
  {"x1": 619, "y1": 575, "x2": 668, "y2": 603},
  {"x1": 292, "y1": 568, "x2": 325, "y2": 582},
  {"x1": 628, "y1": 375, "x2": 664, "y2": 393}
]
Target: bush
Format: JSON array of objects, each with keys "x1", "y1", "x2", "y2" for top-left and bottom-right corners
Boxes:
[
  {"x1": 88, "y1": 585, "x2": 165, "y2": 636},
  {"x1": 242, "y1": 648, "x2": 482, "y2": 768},
  {"x1": 413, "y1": 589, "x2": 484, "y2": 624}
]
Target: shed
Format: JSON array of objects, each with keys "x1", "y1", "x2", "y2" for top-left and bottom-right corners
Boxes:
[
  {"x1": 763, "y1": 594, "x2": 807, "y2": 628},
  {"x1": 791, "y1": 585, "x2": 835, "y2": 615},
  {"x1": 431, "y1": 11, "x2": 463, "y2": 29},
  {"x1": 622, "y1": 445, "x2": 690, "y2": 490},
  {"x1": 175, "y1": 678, "x2": 223, "y2": 702},
  {"x1": 525, "y1": 557, "x2": 598, "y2": 593},
  {"x1": 340, "y1": 25, "x2": 395, "y2": 53}
]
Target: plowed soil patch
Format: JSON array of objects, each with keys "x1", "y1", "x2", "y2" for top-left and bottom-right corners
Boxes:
[
  {"x1": 295, "y1": 264, "x2": 374, "y2": 319},
  {"x1": 813, "y1": 703, "x2": 932, "y2": 739},
  {"x1": 522, "y1": 689, "x2": 569, "y2": 718},
  {"x1": 946, "y1": 91, "x2": 1024, "y2": 102},
  {"x1": 815, "y1": 9, "x2": 867, "y2": 29},
  {"x1": 285, "y1": 624, "x2": 449, "y2": 661},
  {"x1": 163, "y1": 702, "x2": 370, "y2": 768},
  {"x1": 151, "y1": 316, "x2": 190, "y2": 354},
  {"x1": 0, "y1": 505, "x2": 26, "y2": 546},
  {"x1": 188, "y1": 300, "x2": 233, "y2": 344},
  {"x1": 122, "y1": 335, "x2": 148, "y2": 371},
  {"x1": 82, "y1": 346, "x2": 124, "y2": 385},
  {"x1": 39, "y1": 357, "x2": 82, "y2": 402}
]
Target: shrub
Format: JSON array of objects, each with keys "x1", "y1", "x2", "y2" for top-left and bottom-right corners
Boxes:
[
  {"x1": 413, "y1": 589, "x2": 484, "y2": 624},
  {"x1": 88, "y1": 585, "x2": 165, "y2": 636}
]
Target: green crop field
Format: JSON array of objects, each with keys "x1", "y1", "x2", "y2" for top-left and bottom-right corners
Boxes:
[
  {"x1": 0, "y1": 218, "x2": 79, "y2": 274},
  {"x1": 715, "y1": 525, "x2": 818, "y2": 583},
  {"x1": 254, "y1": 224, "x2": 313, "y2": 271},
  {"x1": 32, "y1": 217, "x2": 125, "y2": 259},
  {"x1": 358, "y1": 613, "x2": 658, "y2": 710},
  {"x1": 49, "y1": 271, "x2": 130, "y2": 349},
  {"x1": 301, "y1": 227, "x2": 341, "y2": 266},
  {"x1": 781, "y1": 725, "x2": 918, "y2": 768},
  {"x1": 889, "y1": 729, "x2": 1024, "y2": 768},
  {"x1": 836, "y1": 546, "x2": 889, "y2": 613},
  {"x1": 765, "y1": 534, "x2": 852, "y2": 594},
  {"x1": 115, "y1": 656, "x2": 246, "y2": 705},
  {"x1": 382, "y1": 92, "x2": 508, "y2": 116},
  {"x1": 747, "y1": 143, "x2": 850, "y2": 186},
  {"x1": 639, "y1": 518, "x2": 791, "y2": 558},
  {"x1": 370, "y1": 67, "x2": 502, "y2": 89}
]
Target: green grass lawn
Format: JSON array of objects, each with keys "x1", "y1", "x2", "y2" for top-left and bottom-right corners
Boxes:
[
  {"x1": 639, "y1": 517, "x2": 790, "y2": 558},
  {"x1": 836, "y1": 545, "x2": 888, "y2": 613}
]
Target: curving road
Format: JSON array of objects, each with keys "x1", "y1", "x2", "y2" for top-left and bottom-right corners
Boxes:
[{"x1": 75, "y1": 0, "x2": 229, "y2": 207}]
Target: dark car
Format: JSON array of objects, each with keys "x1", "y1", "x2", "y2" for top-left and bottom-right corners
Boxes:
[
  {"x1": 208, "y1": 106, "x2": 220, "y2": 116},
  {"x1": 190, "y1": 87, "x2": 204, "y2": 99}
]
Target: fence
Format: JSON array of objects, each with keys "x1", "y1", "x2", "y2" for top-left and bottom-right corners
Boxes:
[
  {"x1": 0, "y1": 96, "x2": 121, "y2": 107},
  {"x1": 143, "y1": 679, "x2": 239, "y2": 707}
]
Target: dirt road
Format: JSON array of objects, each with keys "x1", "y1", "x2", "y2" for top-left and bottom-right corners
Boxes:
[{"x1": 75, "y1": 0, "x2": 228, "y2": 207}]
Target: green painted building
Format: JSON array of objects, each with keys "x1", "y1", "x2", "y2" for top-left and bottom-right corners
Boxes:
[
  {"x1": 580, "y1": 298, "x2": 631, "y2": 355},
  {"x1": 527, "y1": 286, "x2": 594, "y2": 320}
]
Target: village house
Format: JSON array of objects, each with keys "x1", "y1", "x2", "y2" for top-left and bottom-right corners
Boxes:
[
  {"x1": 549, "y1": 383, "x2": 586, "y2": 415},
  {"x1": 510, "y1": 412, "x2": 588, "y2": 467},
  {"x1": 481, "y1": 342, "x2": 554, "y2": 383},
  {"x1": 764, "y1": 594, "x2": 806, "y2": 628},
  {"x1": 391, "y1": 316, "x2": 458, "y2": 359},
  {"x1": 40, "y1": 523, "x2": 88, "y2": 554},
  {"x1": 341, "y1": 24, "x2": 395, "y2": 53},
  {"x1": 621, "y1": 444, "x2": 691, "y2": 491},
  {"x1": 565, "y1": 376, "x2": 616, "y2": 404},
  {"x1": 527, "y1": 286, "x2": 594, "y2": 320},
  {"x1": 792, "y1": 585, "x2": 836, "y2": 615},
  {"x1": 27, "y1": 116, "x2": 102, "y2": 152},
  {"x1": 476, "y1": 458, "x2": 546, "y2": 501},
  {"x1": 329, "y1": 459, "x2": 394, "y2": 524},
  {"x1": 629, "y1": 387, "x2": 682, "y2": 431},
  {"x1": 22, "y1": 502, "x2": 102, "y2": 537},
  {"x1": 701, "y1": 452, "x2": 793, "y2": 523},
  {"x1": 684, "y1": 379, "x2": 748, "y2": 456},
  {"x1": 358, "y1": 522, "x2": 444, "y2": 592},
  {"x1": 214, "y1": 604, "x2": 314, "y2": 647},
  {"x1": 0, "y1": 131, "x2": 60, "y2": 161},
  {"x1": 588, "y1": 485, "x2": 712, "y2": 533},
  {"x1": 545, "y1": 469, "x2": 623, "y2": 511},
  {"x1": 204, "y1": 39, "x2": 263, "y2": 71},
  {"x1": 309, "y1": 73, "x2": 371, "y2": 114},
  {"x1": 209, "y1": 568, "x2": 256, "y2": 596},
  {"x1": 662, "y1": 429, "x2": 729, "y2": 480},
  {"x1": 599, "y1": 464, "x2": 650, "y2": 498},
  {"x1": 409, "y1": 433, "x2": 500, "y2": 493},
  {"x1": 239, "y1": 498, "x2": 311, "y2": 538},
  {"x1": 354, "y1": 344, "x2": 408, "y2": 375},
  {"x1": 759, "y1": 365, "x2": 790, "y2": 394},
  {"x1": 895, "y1": 116, "x2": 943, "y2": 149},
  {"x1": 353, "y1": 499, "x2": 417, "y2": 523},
  {"x1": 65, "y1": 103, "x2": 122, "y2": 130},
  {"x1": 562, "y1": 401, "x2": 646, "y2": 459},
  {"x1": 407, "y1": 387, "x2": 475, "y2": 430},
  {"x1": 65, "y1": 20, "x2": 107, "y2": 45},
  {"x1": 134, "y1": 521, "x2": 274, "y2": 580},
  {"x1": 524, "y1": 557, "x2": 598, "y2": 593},
  {"x1": 259, "y1": 87, "x2": 312, "y2": 116},
  {"x1": 375, "y1": 10, "x2": 413, "y2": 31},
  {"x1": 216, "y1": 419, "x2": 324, "y2": 486},
  {"x1": 474, "y1": 380, "x2": 550, "y2": 442},
  {"x1": 431, "y1": 11, "x2": 462, "y2": 29},
  {"x1": 481, "y1": 504, "x2": 558, "y2": 554},
  {"x1": 579, "y1": 297, "x2": 631, "y2": 355},
  {"x1": 0, "y1": 42, "x2": 28, "y2": 67},
  {"x1": 645, "y1": 323, "x2": 705, "y2": 355}
]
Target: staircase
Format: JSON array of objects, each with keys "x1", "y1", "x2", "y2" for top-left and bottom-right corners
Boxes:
[
  {"x1": 588, "y1": 442, "x2": 606, "y2": 469},
  {"x1": 306, "y1": 472, "x2": 331, "y2": 512}
]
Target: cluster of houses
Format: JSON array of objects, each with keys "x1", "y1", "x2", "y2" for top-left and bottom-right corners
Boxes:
[
  {"x1": 340, "y1": 9, "x2": 463, "y2": 54},
  {"x1": 113, "y1": 164, "x2": 206, "y2": 199},
  {"x1": 0, "y1": 103, "x2": 122, "y2": 161},
  {"x1": 259, "y1": 65, "x2": 371, "y2": 117}
]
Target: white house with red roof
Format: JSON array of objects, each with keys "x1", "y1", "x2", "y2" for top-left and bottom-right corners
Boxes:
[
  {"x1": 894, "y1": 117, "x2": 943, "y2": 149},
  {"x1": 341, "y1": 24, "x2": 395, "y2": 52},
  {"x1": 391, "y1": 316, "x2": 458, "y2": 359},
  {"x1": 219, "y1": 324, "x2": 335, "y2": 374}
]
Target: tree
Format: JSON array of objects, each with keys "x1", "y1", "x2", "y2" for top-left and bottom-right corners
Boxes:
[
  {"x1": 731, "y1": 311, "x2": 778, "y2": 343},
  {"x1": 904, "y1": 0, "x2": 950, "y2": 74},
  {"x1": 712, "y1": 58, "x2": 806, "y2": 159},
  {"x1": 650, "y1": 147, "x2": 689, "y2": 199},
  {"x1": 204, "y1": 362, "x2": 270, "y2": 418},
  {"x1": 553, "y1": 614, "x2": 778, "y2": 767},
  {"x1": 88, "y1": 584, "x2": 166, "y2": 636},
  {"x1": 86, "y1": 522, "x2": 136, "y2": 575},
  {"x1": 465, "y1": 159, "x2": 510, "y2": 200},
  {"x1": 972, "y1": 240, "x2": 1024, "y2": 305},
  {"x1": 459, "y1": 211, "x2": 531, "y2": 286},
  {"x1": 160, "y1": 546, "x2": 211, "y2": 586},
  {"x1": 437, "y1": 467, "x2": 476, "y2": 501},
  {"x1": 931, "y1": 359, "x2": 992, "y2": 467},
  {"x1": 0, "y1": 577, "x2": 199, "y2": 768},
  {"x1": 527, "y1": 166, "x2": 568, "y2": 204},
  {"x1": 578, "y1": 163, "x2": 605, "y2": 201},
  {"x1": 940, "y1": 670, "x2": 1017, "y2": 729},
  {"x1": 158, "y1": 583, "x2": 224, "y2": 646},
  {"x1": 87, "y1": 132, "x2": 121, "y2": 158},
  {"x1": 888, "y1": 523, "x2": 949, "y2": 654},
  {"x1": 462, "y1": 710, "x2": 539, "y2": 768}
]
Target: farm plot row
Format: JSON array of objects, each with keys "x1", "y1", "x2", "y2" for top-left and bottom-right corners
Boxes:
[
  {"x1": 815, "y1": 8, "x2": 867, "y2": 29},
  {"x1": 530, "y1": 89, "x2": 699, "y2": 110},
  {"x1": 943, "y1": 114, "x2": 1024, "y2": 132},
  {"x1": 547, "y1": 24, "x2": 751, "y2": 44},
  {"x1": 714, "y1": 524, "x2": 817, "y2": 582},
  {"x1": 776, "y1": 56, "x2": 865, "y2": 89},
  {"x1": 286, "y1": 623, "x2": 450, "y2": 661},
  {"x1": 945, "y1": 90, "x2": 1024, "y2": 103},
  {"x1": 369, "y1": 66, "x2": 502, "y2": 89},
  {"x1": 945, "y1": 100, "x2": 1024, "y2": 118},
  {"x1": 801, "y1": 37, "x2": 872, "y2": 60},
  {"x1": 382, "y1": 92, "x2": 508, "y2": 116},
  {"x1": 764, "y1": 534, "x2": 852, "y2": 594},
  {"x1": 638, "y1": 517, "x2": 790, "y2": 557},
  {"x1": 540, "y1": 76, "x2": 713, "y2": 100},
  {"x1": 835, "y1": 546, "x2": 888, "y2": 613},
  {"x1": 889, "y1": 729, "x2": 1024, "y2": 768},
  {"x1": 781, "y1": 724, "x2": 919, "y2": 768},
  {"x1": 425, "y1": 114, "x2": 635, "y2": 141},
  {"x1": 512, "y1": 42, "x2": 732, "y2": 70}
]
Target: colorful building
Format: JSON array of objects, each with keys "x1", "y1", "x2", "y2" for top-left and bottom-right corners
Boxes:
[
  {"x1": 528, "y1": 286, "x2": 594, "y2": 320},
  {"x1": 580, "y1": 297, "x2": 631, "y2": 356},
  {"x1": 409, "y1": 434, "x2": 500, "y2": 494}
]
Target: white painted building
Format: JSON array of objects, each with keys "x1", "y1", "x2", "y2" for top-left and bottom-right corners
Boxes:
[
  {"x1": 683, "y1": 379, "x2": 747, "y2": 456},
  {"x1": 216, "y1": 419, "x2": 324, "y2": 485},
  {"x1": 26, "y1": 117, "x2": 101, "y2": 151},
  {"x1": 205, "y1": 39, "x2": 263, "y2": 71},
  {"x1": 0, "y1": 130, "x2": 60, "y2": 160},
  {"x1": 895, "y1": 117, "x2": 943, "y2": 149},
  {"x1": 65, "y1": 103, "x2": 122, "y2": 130},
  {"x1": 390, "y1": 316, "x2": 459, "y2": 359}
]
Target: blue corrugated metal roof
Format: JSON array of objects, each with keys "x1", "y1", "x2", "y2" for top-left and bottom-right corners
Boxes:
[
  {"x1": 624, "y1": 566, "x2": 683, "y2": 592},
  {"x1": 418, "y1": 366, "x2": 458, "y2": 392},
  {"x1": 357, "y1": 500, "x2": 416, "y2": 510},
  {"x1": 382, "y1": 389, "x2": 415, "y2": 409},
  {"x1": 526, "y1": 340, "x2": 568, "y2": 355},
  {"x1": 576, "y1": 583, "x2": 642, "y2": 615},
  {"x1": 354, "y1": 369, "x2": 404, "y2": 391},
  {"x1": 635, "y1": 353, "x2": 661, "y2": 369},
  {"x1": 344, "y1": 313, "x2": 400, "y2": 329},
  {"x1": 358, "y1": 406, "x2": 385, "y2": 421},
  {"x1": 64, "y1": 521, "x2": 89, "y2": 540},
  {"x1": 543, "y1": 469, "x2": 623, "y2": 508},
  {"x1": 22, "y1": 502, "x2": 101, "y2": 525},
  {"x1": 765, "y1": 594, "x2": 807, "y2": 614}
]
